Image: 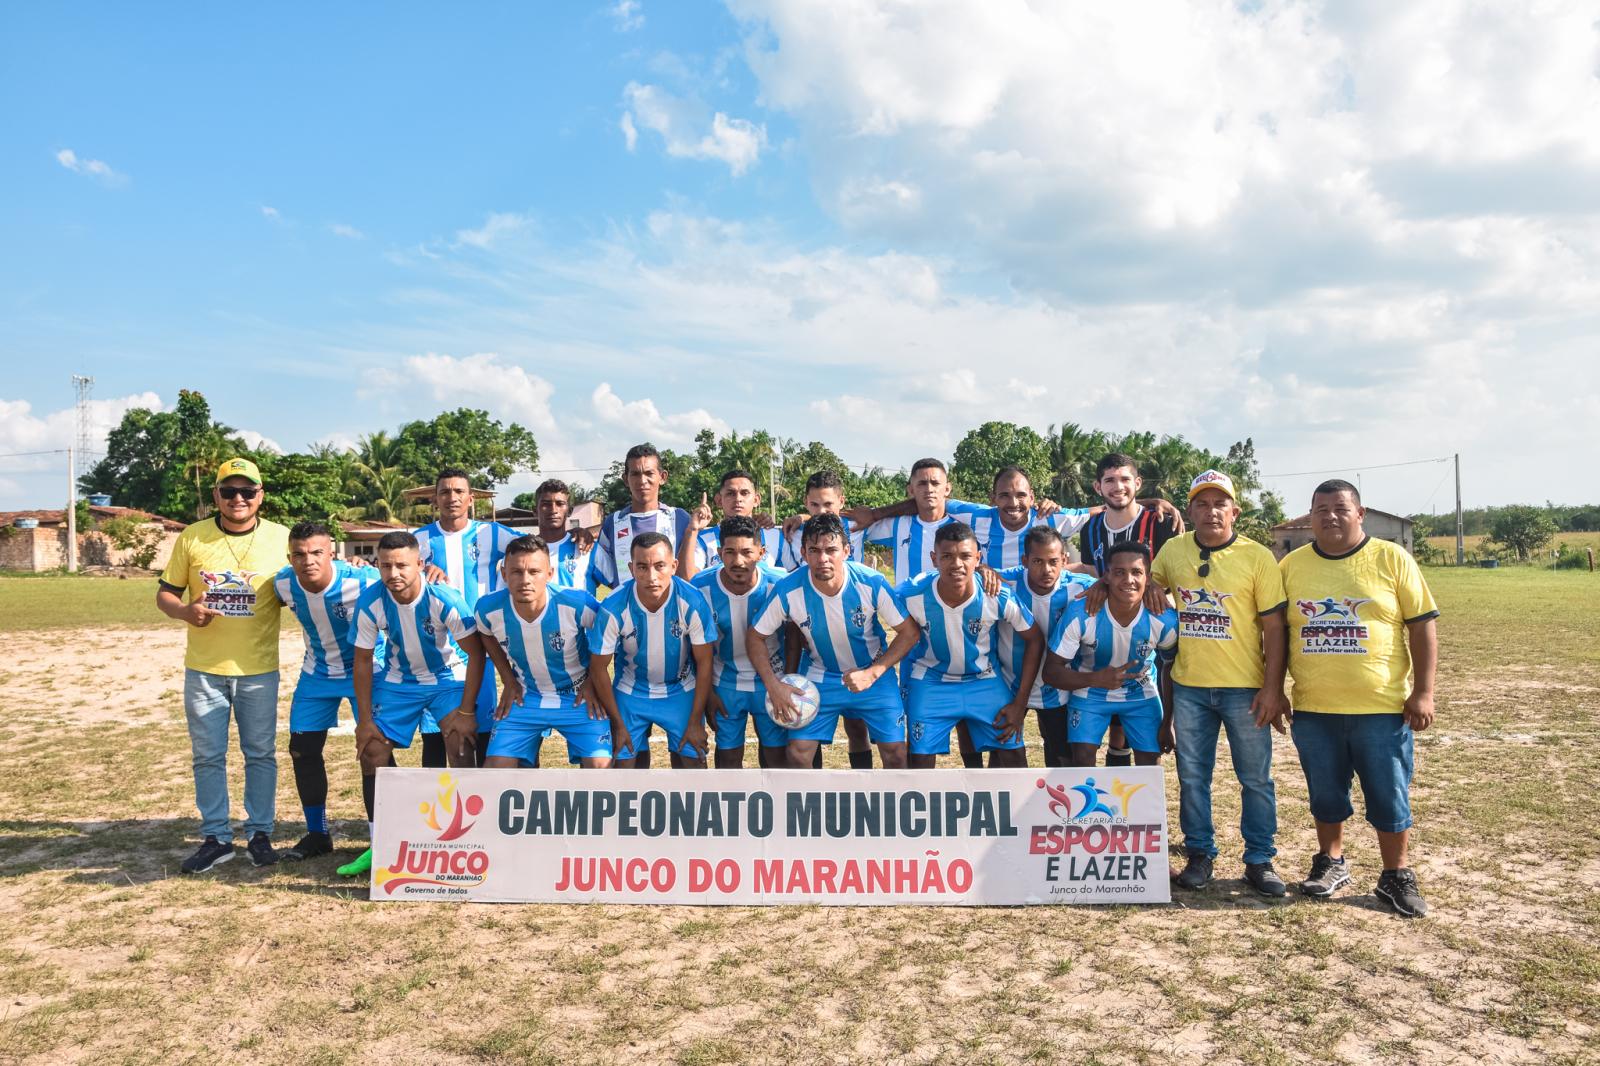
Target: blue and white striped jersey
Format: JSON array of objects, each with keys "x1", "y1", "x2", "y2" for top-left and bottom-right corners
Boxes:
[
  {"x1": 779, "y1": 517, "x2": 866, "y2": 571},
  {"x1": 945, "y1": 500, "x2": 1095, "y2": 569},
  {"x1": 752, "y1": 562, "x2": 908, "y2": 685},
  {"x1": 585, "y1": 506, "x2": 693, "y2": 593},
  {"x1": 413, "y1": 519, "x2": 522, "y2": 609},
  {"x1": 898, "y1": 573, "x2": 1033, "y2": 684},
  {"x1": 1050, "y1": 600, "x2": 1179, "y2": 704},
  {"x1": 864, "y1": 512, "x2": 961, "y2": 585},
  {"x1": 274, "y1": 561, "x2": 381, "y2": 679},
  {"x1": 473, "y1": 586, "x2": 599, "y2": 707},
  {"x1": 693, "y1": 525, "x2": 786, "y2": 572},
  {"x1": 995, "y1": 566, "x2": 1095, "y2": 709},
  {"x1": 543, "y1": 533, "x2": 590, "y2": 590},
  {"x1": 690, "y1": 564, "x2": 788, "y2": 692},
  {"x1": 588, "y1": 577, "x2": 717, "y2": 698},
  {"x1": 354, "y1": 581, "x2": 476, "y2": 687}
]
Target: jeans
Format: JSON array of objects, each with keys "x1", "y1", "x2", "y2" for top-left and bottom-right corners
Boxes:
[
  {"x1": 184, "y1": 669, "x2": 280, "y2": 842},
  {"x1": 1290, "y1": 711, "x2": 1413, "y2": 833},
  {"x1": 1172, "y1": 683, "x2": 1277, "y2": 864}
]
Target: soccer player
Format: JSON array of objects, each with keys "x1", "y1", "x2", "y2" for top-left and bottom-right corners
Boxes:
[
  {"x1": 341, "y1": 531, "x2": 486, "y2": 879},
  {"x1": 474, "y1": 536, "x2": 615, "y2": 768},
  {"x1": 899, "y1": 523, "x2": 1042, "y2": 768},
  {"x1": 413, "y1": 468, "x2": 520, "y2": 767},
  {"x1": 948, "y1": 466, "x2": 1097, "y2": 570},
  {"x1": 681, "y1": 469, "x2": 784, "y2": 578},
  {"x1": 272, "y1": 521, "x2": 382, "y2": 862},
  {"x1": 860, "y1": 458, "x2": 964, "y2": 586},
  {"x1": 585, "y1": 443, "x2": 693, "y2": 595},
  {"x1": 157, "y1": 457, "x2": 290, "y2": 872},
  {"x1": 1044, "y1": 542, "x2": 1179, "y2": 767},
  {"x1": 530, "y1": 478, "x2": 593, "y2": 589},
  {"x1": 749, "y1": 514, "x2": 919, "y2": 770},
  {"x1": 1281, "y1": 480, "x2": 1438, "y2": 917},
  {"x1": 690, "y1": 516, "x2": 791, "y2": 769},
  {"x1": 1151, "y1": 470, "x2": 1290, "y2": 896},
  {"x1": 995, "y1": 526, "x2": 1096, "y2": 767},
  {"x1": 586, "y1": 532, "x2": 718, "y2": 768},
  {"x1": 1077, "y1": 452, "x2": 1184, "y2": 766}
]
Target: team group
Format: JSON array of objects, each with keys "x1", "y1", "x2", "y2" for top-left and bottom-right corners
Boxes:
[{"x1": 159, "y1": 443, "x2": 1438, "y2": 916}]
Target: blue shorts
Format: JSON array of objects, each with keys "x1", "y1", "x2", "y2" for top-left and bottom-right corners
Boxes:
[
  {"x1": 907, "y1": 675, "x2": 1021, "y2": 756},
  {"x1": 487, "y1": 698, "x2": 612, "y2": 761},
  {"x1": 1291, "y1": 711, "x2": 1413, "y2": 833},
  {"x1": 373, "y1": 679, "x2": 468, "y2": 748},
  {"x1": 288, "y1": 673, "x2": 356, "y2": 733},
  {"x1": 421, "y1": 673, "x2": 498, "y2": 735},
  {"x1": 1068, "y1": 696, "x2": 1162, "y2": 753},
  {"x1": 789, "y1": 672, "x2": 906, "y2": 745},
  {"x1": 615, "y1": 688, "x2": 702, "y2": 760},
  {"x1": 713, "y1": 683, "x2": 788, "y2": 750}
]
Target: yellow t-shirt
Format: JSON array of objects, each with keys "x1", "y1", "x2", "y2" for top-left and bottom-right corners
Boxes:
[
  {"x1": 1150, "y1": 532, "x2": 1287, "y2": 689},
  {"x1": 160, "y1": 516, "x2": 291, "y2": 676},
  {"x1": 1279, "y1": 536, "x2": 1439, "y2": 715}
]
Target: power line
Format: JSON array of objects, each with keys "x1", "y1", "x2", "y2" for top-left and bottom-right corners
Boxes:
[
  {"x1": 1261, "y1": 456, "x2": 1451, "y2": 479},
  {"x1": 0, "y1": 449, "x2": 68, "y2": 459}
]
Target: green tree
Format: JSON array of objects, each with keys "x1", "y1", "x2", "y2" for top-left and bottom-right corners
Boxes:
[
  {"x1": 390, "y1": 408, "x2": 539, "y2": 487},
  {"x1": 80, "y1": 390, "x2": 249, "y2": 521},
  {"x1": 255, "y1": 452, "x2": 350, "y2": 526},
  {"x1": 950, "y1": 422, "x2": 1051, "y2": 502},
  {"x1": 1488, "y1": 506, "x2": 1558, "y2": 561}
]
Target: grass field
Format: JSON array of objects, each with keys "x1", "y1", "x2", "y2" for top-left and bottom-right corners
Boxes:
[
  {"x1": 1426, "y1": 531, "x2": 1600, "y2": 561},
  {"x1": 0, "y1": 568, "x2": 1596, "y2": 1064}
]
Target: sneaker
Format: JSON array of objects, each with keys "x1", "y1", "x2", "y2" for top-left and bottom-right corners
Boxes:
[
  {"x1": 1375, "y1": 868, "x2": 1428, "y2": 918},
  {"x1": 1300, "y1": 852, "x2": 1351, "y2": 898},
  {"x1": 282, "y1": 831, "x2": 333, "y2": 862},
  {"x1": 1173, "y1": 853, "x2": 1213, "y2": 890},
  {"x1": 246, "y1": 832, "x2": 279, "y2": 867},
  {"x1": 1245, "y1": 861, "x2": 1288, "y2": 898},
  {"x1": 180, "y1": 836, "x2": 235, "y2": 874},
  {"x1": 336, "y1": 848, "x2": 373, "y2": 878}
]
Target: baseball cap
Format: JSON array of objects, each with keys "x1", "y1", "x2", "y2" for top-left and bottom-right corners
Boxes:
[
  {"x1": 215, "y1": 457, "x2": 263, "y2": 485},
  {"x1": 1187, "y1": 469, "x2": 1236, "y2": 503}
]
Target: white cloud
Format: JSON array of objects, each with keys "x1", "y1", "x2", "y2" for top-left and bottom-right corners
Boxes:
[
  {"x1": 622, "y1": 82, "x2": 767, "y2": 175},
  {"x1": 260, "y1": 205, "x2": 283, "y2": 223},
  {"x1": 591, "y1": 383, "x2": 730, "y2": 446},
  {"x1": 455, "y1": 212, "x2": 531, "y2": 249},
  {"x1": 329, "y1": 222, "x2": 365, "y2": 240},
  {"x1": 0, "y1": 391, "x2": 164, "y2": 500},
  {"x1": 55, "y1": 148, "x2": 126, "y2": 186},
  {"x1": 369, "y1": 352, "x2": 559, "y2": 436},
  {"x1": 236, "y1": 429, "x2": 283, "y2": 455},
  {"x1": 610, "y1": 0, "x2": 644, "y2": 31},
  {"x1": 620, "y1": 111, "x2": 638, "y2": 152}
]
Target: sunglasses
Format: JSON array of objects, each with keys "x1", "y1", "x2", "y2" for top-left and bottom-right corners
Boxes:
[
  {"x1": 1198, "y1": 545, "x2": 1212, "y2": 579},
  {"x1": 218, "y1": 486, "x2": 260, "y2": 500}
]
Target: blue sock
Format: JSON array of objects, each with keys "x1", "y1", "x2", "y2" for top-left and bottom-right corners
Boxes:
[{"x1": 304, "y1": 806, "x2": 327, "y2": 835}]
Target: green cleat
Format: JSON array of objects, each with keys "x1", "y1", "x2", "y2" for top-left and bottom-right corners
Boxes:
[{"x1": 336, "y1": 848, "x2": 373, "y2": 878}]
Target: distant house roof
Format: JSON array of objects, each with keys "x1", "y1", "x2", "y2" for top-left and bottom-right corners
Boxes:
[
  {"x1": 401, "y1": 485, "x2": 497, "y2": 501},
  {"x1": 1, "y1": 505, "x2": 187, "y2": 533},
  {"x1": 336, "y1": 519, "x2": 412, "y2": 540},
  {"x1": 1272, "y1": 508, "x2": 1413, "y2": 533}
]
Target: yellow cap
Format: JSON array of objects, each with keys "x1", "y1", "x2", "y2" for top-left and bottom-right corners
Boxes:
[
  {"x1": 215, "y1": 457, "x2": 262, "y2": 485},
  {"x1": 1187, "y1": 469, "x2": 1236, "y2": 502}
]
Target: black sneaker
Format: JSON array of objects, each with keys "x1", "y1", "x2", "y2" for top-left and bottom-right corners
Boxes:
[
  {"x1": 1245, "y1": 861, "x2": 1288, "y2": 898},
  {"x1": 1300, "y1": 852, "x2": 1351, "y2": 898},
  {"x1": 282, "y1": 831, "x2": 333, "y2": 862},
  {"x1": 1173, "y1": 853, "x2": 1213, "y2": 890},
  {"x1": 246, "y1": 832, "x2": 279, "y2": 867},
  {"x1": 180, "y1": 836, "x2": 235, "y2": 874},
  {"x1": 1375, "y1": 868, "x2": 1428, "y2": 918}
]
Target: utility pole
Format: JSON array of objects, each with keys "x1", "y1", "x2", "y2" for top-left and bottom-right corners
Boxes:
[
  {"x1": 1454, "y1": 453, "x2": 1464, "y2": 566},
  {"x1": 66, "y1": 446, "x2": 78, "y2": 573}
]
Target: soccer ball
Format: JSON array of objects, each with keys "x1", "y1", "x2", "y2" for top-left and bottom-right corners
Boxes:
[{"x1": 766, "y1": 673, "x2": 821, "y2": 730}]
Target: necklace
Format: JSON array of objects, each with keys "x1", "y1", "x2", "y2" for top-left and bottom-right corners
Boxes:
[{"x1": 219, "y1": 517, "x2": 260, "y2": 571}]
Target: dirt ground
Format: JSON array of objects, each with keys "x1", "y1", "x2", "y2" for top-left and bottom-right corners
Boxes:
[{"x1": 1, "y1": 569, "x2": 1597, "y2": 1065}]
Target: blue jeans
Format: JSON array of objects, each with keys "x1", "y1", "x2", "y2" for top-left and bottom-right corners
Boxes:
[
  {"x1": 184, "y1": 669, "x2": 280, "y2": 843},
  {"x1": 1290, "y1": 711, "x2": 1413, "y2": 833},
  {"x1": 1172, "y1": 684, "x2": 1277, "y2": 864}
]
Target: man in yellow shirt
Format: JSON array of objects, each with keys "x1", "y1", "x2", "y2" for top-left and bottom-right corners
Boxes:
[
  {"x1": 1151, "y1": 471, "x2": 1289, "y2": 897},
  {"x1": 1280, "y1": 479, "x2": 1439, "y2": 917},
  {"x1": 157, "y1": 458, "x2": 291, "y2": 873}
]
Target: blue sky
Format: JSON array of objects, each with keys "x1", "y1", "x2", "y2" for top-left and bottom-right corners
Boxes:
[{"x1": 5, "y1": 1, "x2": 1599, "y2": 516}]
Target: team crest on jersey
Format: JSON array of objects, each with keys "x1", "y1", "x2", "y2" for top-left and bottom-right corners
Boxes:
[
  {"x1": 965, "y1": 617, "x2": 984, "y2": 638},
  {"x1": 420, "y1": 618, "x2": 438, "y2": 638},
  {"x1": 669, "y1": 619, "x2": 688, "y2": 638},
  {"x1": 330, "y1": 602, "x2": 352, "y2": 621},
  {"x1": 561, "y1": 556, "x2": 577, "y2": 575},
  {"x1": 465, "y1": 541, "x2": 481, "y2": 563},
  {"x1": 548, "y1": 633, "x2": 566, "y2": 652},
  {"x1": 850, "y1": 606, "x2": 869, "y2": 630}
]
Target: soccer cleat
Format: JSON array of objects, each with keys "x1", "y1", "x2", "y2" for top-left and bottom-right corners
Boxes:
[
  {"x1": 180, "y1": 836, "x2": 235, "y2": 874},
  {"x1": 1375, "y1": 868, "x2": 1428, "y2": 918},
  {"x1": 1173, "y1": 853, "x2": 1214, "y2": 890},
  {"x1": 337, "y1": 848, "x2": 373, "y2": 878},
  {"x1": 282, "y1": 831, "x2": 334, "y2": 862},
  {"x1": 1300, "y1": 852, "x2": 1351, "y2": 898},
  {"x1": 246, "y1": 832, "x2": 279, "y2": 867},
  {"x1": 1244, "y1": 861, "x2": 1288, "y2": 898}
]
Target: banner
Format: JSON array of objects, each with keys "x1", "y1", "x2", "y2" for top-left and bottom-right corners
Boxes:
[{"x1": 370, "y1": 767, "x2": 1170, "y2": 906}]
